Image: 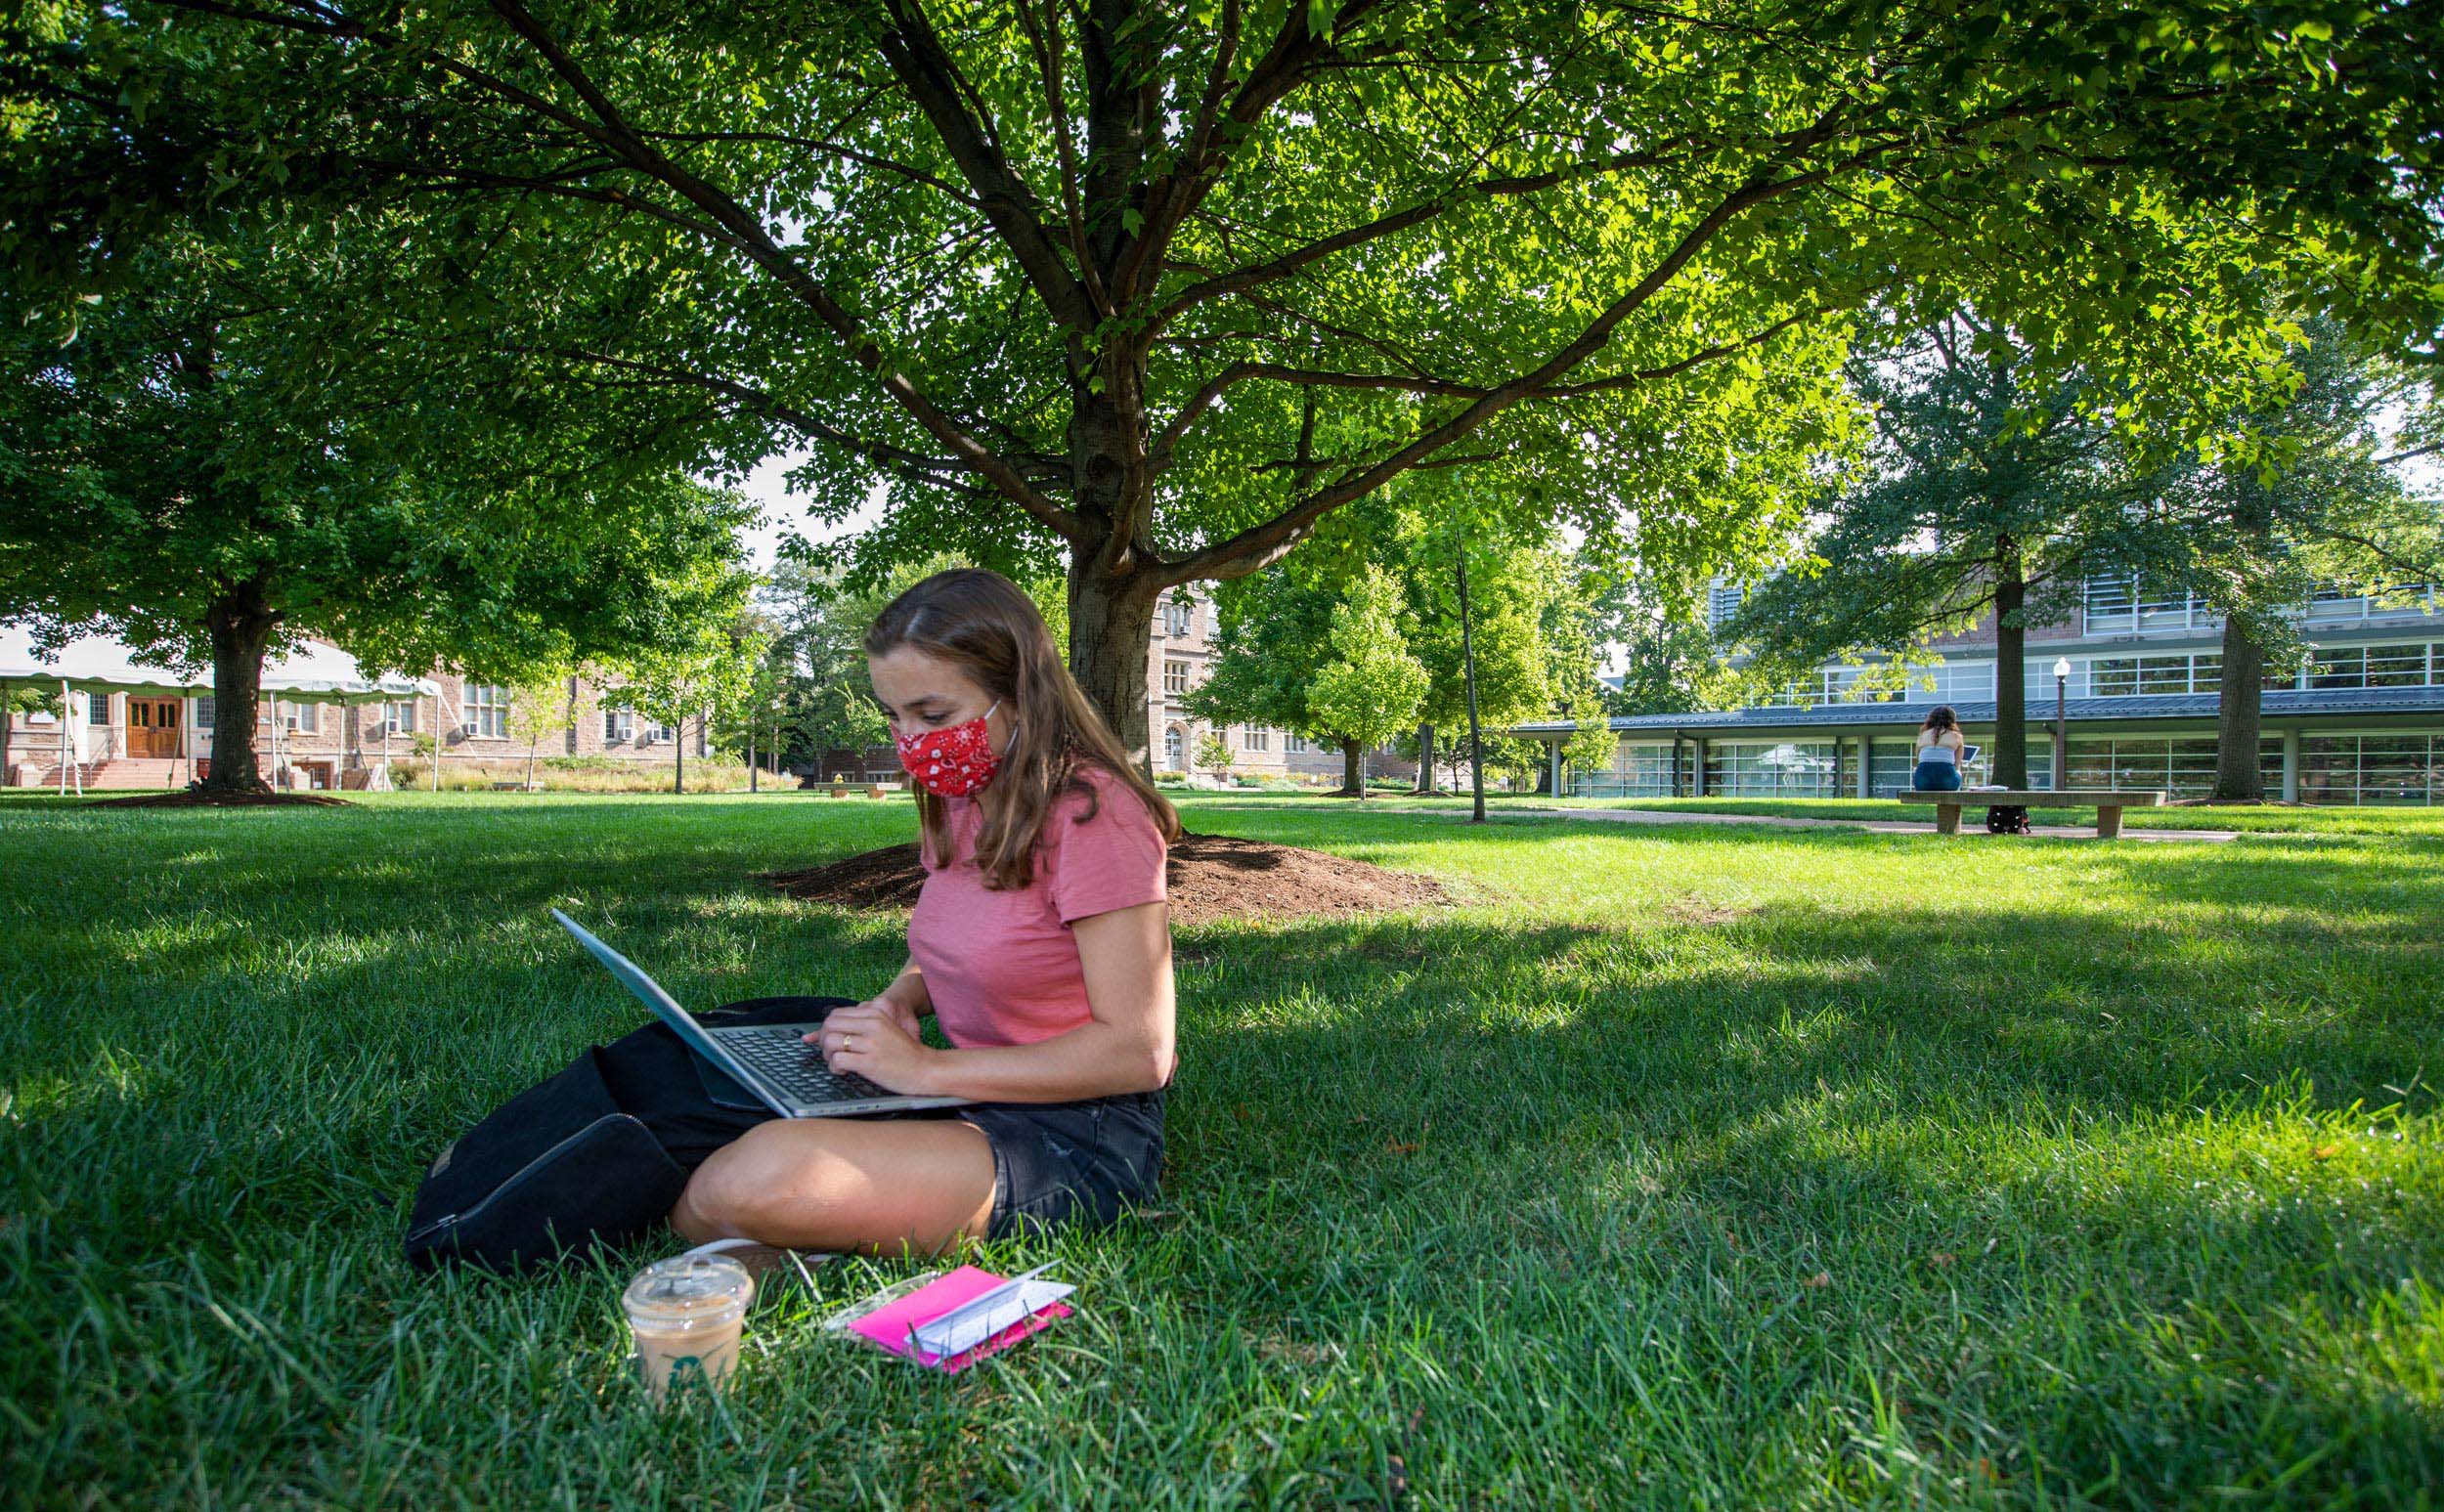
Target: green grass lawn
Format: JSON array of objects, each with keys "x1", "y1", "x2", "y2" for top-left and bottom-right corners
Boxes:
[
  {"x1": 5, "y1": 790, "x2": 2442, "y2": 1506},
  {"x1": 1209, "y1": 788, "x2": 2444, "y2": 838}
]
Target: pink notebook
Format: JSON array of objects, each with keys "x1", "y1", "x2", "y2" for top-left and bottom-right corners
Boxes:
[{"x1": 842, "y1": 1265, "x2": 1073, "y2": 1373}]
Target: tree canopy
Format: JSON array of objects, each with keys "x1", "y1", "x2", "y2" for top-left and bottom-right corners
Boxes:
[
  {"x1": 11, "y1": 0, "x2": 2437, "y2": 760},
  {"x1": 0, "y1": 229, "x2": 757, "y2": 790},
  {"x1": 1723, "y1": 311, "x2": 2143, "y2": 785}
]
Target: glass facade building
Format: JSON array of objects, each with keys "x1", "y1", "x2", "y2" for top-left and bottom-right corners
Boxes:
[{"x1": 1540, "y1": 576, "x2": 2444, "y2": 807}]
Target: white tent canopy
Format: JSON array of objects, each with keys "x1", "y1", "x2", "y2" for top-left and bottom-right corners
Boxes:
[{"x1": 0, "y1": 625, "x2": 439, "y2": 703}]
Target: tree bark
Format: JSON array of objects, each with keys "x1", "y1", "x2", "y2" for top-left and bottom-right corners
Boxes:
[
  {"x1": 1991, "y1": 542, "x2": 2029, "y2": 789},
  {"x1": 200, "y1": 581, "x2": 278, "y2": 796},
  {"x1": 1067, "y1": 565, "x2": 1161, "y2": 769},
  {"x1": 1412, "y1": 720, "x2": 1438, "y2": 794},
  {"x1": 2214, "y1": 615, "x2": 2267, "y2": 799},
  {"x1": 675, "y1": 715, "x2": 685, "y2": 794},
  {"x1": 1338, "y1": 737, "x2": 1365, "y2": 798}
]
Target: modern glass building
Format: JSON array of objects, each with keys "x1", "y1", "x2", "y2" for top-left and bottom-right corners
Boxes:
[{"x1": 1520, "y1": 578, "x2": 2444, "y2": 805}]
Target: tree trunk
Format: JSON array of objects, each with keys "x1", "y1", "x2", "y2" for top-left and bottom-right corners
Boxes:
[
  {"x1": 1412, "y1": 721, "x2": 1438, "y2": 794},
  {"x1": 2214, "y1": 616, "x2": 2267, "y2": 800},
  {"x1": 1992, "y1": 545, "x2": 2029, "y2": 789},
  {"x1": 674, "y1": 715, "x2": 685, "y2": 795},
  {"x1": 1339, "y1": 737, "x2": 1365, "y2": 798},
  {"x1": 200, "y1": 582, "x2": 278, "y2": 796},
  {"x1": 1067, "y1": 566, "x2": 1162, "y2": 769}
]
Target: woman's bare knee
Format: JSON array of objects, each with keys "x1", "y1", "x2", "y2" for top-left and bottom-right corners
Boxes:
[{"x1": 673, "y1": 1124, "x2": 844, "y2": 1241}]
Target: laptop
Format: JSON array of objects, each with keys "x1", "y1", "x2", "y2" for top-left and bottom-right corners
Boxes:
[
  {"x1": 550, "y1": 909, "x2": 973, "y2": 1118},
  {"x1": 1959, "y1": 744, "x2": 1981, "y2": 764}
]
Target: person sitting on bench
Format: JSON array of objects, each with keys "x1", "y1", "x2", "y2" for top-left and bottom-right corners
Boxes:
[{"x1": 1912, "y1": 707, "x2": 1965, "y2": 793}]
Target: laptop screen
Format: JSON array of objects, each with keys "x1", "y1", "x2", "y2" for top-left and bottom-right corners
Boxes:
[{"x1": 550, "y1": 909, "x2": 738, "y2": 1072}]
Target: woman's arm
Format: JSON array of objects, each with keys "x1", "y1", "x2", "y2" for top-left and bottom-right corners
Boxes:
[
  {"x1": 818, "y1": 902, "x2": 1174, "y2": 1102},
  {"x1": 880, "y1": 957, "x2": 931, "y2": 1027}
]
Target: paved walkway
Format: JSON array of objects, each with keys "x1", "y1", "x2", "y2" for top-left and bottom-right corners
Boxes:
[{"x1": 1207, "y1": 801, "x2": 2242, "y2": 843}]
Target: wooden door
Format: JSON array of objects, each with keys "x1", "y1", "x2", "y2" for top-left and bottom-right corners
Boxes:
[{"x1": 129, "y1": 697, "x2": 182, "y2": 758}]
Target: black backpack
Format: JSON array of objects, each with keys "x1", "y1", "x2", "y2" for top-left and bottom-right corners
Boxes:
[
  {"x1": 403, "y1": 996, "x2": 850, "y2": 1273},
  {"x1": 1985, "y1": 804, "x2": 2033, "y2": 835}
]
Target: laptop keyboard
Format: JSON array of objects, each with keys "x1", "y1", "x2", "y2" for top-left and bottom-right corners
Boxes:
[{"x1": 720, "y1": 1027, "x2": 893, "y2": 1103}]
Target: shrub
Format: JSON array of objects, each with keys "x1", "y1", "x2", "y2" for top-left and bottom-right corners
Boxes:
[{"x1": 388, "y1": 758, "x2": 751, "y2": 793}]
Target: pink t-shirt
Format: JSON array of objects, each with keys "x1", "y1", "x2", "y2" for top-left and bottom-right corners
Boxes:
[{"x1": 908, "y1": 762, "x2": 1169, "y2": 1049}]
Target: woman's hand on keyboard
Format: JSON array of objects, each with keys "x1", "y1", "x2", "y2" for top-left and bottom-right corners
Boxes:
[{"x1": 805, "y1": 999, "x2": 933, "y2": 1094}]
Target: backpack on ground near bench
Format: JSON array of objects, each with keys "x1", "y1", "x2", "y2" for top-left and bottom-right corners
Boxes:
[
  {"x1": 403, "y1": 996, "x2": 850, "y2": 1273},
  {"x1": 1986, "y1": 804, "x2": 2033, "y2": 835}
]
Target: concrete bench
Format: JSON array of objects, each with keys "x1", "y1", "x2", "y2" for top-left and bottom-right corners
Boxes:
[{"x1": 1884, "y1": 788, "x2": 2167, "y2": 838}]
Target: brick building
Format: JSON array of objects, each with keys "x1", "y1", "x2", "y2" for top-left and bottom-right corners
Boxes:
[{"x1": 4, "y1": 650, "x2": 706, "y2": 791}]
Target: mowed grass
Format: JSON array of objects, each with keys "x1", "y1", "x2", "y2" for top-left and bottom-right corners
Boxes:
[
  {"x1": 1208, "y1": 789, "x2": 2444, "y2": 837},
  {"x1": 4, "y1": 790, "x2": 2442, "y2": 1508}
]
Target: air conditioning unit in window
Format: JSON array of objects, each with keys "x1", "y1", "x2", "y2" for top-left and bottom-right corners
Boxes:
[
  {"x1": 281, "y1": 715, "x2": 300, "y2": 732},
  {"x1": 460, "y1": 720, "x2": 481, "y2": 738},
  {"x1": 372, "y1": 719, "x2": 398, "y2": 739}
]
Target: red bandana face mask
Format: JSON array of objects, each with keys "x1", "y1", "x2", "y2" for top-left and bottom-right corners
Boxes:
[{"x1": 894, "y1": 700, "x2": 1003, "y2": 798}]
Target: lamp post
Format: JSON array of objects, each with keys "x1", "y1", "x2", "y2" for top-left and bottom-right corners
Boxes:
[
  {"x1": 1456, "y1": 538, "x2": 1486, "y2": 824},
  {"x1": 2052, "y1": 656, "x2": 2072, "y2": 791}
]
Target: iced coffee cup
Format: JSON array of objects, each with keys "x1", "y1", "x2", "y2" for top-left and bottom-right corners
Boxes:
[{"x1": 623, "y1": 1254, "x2": 755, "y2": 1404}]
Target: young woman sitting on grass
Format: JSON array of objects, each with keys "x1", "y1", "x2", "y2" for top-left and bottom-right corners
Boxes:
[{"x1": 669, "y1": 567, "x2": 1182, "y2": 1254}]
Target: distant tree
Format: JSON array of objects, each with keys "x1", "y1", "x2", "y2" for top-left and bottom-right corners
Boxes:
[
  {"x1": 1305, "y1": 567, "x2": 1430, "y2": 800},
  {"x1": 1194, "y1": 731, "x2": 1235, "y2": 781},
  {"x1": 2135, "y1": 316, "x2": 2444, "y2": 799},
  {"x1": 504, "y1": 669, "x2": 579, "y2": 791},
  {"x1": 609, "y1": 605, "x2": 767, "y2": 794},
  {"x1": 0, "y1": 233, "x2": 758, "y2": 796},
  {"x1": 1724, "y1": 312, "x2": 2139, "y2": 788}
]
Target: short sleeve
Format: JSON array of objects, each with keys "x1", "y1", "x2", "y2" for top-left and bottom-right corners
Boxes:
[{"x1": 1045, "y1": 768, "x2": 1169, "y2": 924}]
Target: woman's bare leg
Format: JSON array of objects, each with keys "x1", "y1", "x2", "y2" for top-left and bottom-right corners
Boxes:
[{"x1": 670, "y1": 1118, "x2": 996, "y2": 1256}]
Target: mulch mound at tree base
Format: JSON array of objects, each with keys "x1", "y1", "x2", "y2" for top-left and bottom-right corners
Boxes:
[
  {"x1": 764, "y1": 831, "x2": 1450, "y2": 925},
  {"x1": 89, "y1": 790, "x2": 354, "y2": 808}
]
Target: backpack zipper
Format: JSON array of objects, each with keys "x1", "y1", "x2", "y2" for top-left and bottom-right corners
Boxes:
[{"x1": 404, "y1": 1112, "x2": 631, "y2": 1246}]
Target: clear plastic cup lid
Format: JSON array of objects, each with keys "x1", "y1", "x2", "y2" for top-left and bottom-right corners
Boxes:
[{"x1": 623, "y1": 1255, "x2": 755, "y2": 1330}]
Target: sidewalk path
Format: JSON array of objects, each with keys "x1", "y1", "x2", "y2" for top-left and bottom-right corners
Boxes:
[{"x1": 1206, "y1": 802, "x2": 2243, "y2": 843}]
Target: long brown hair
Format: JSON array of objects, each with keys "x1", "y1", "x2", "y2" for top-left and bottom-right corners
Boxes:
[
  {"x1": 1921, "y1": 705, "x2": 1959, "y2": 735},
  {"x1": 866, "y1": 568, "x2": 1181, "y2": 889}
]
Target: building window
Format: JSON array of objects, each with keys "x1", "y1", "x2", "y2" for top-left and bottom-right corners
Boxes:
[
  {"x1": 1163, "y1": 727, "x2": 1184, "y2": 768},
  {"x1": 1707, "y1": 582, "x2": 1746, "y2": 630},
  {"x1": 196, "y1": 696, "x2": 216, "y2": 728},
  {"x1": 275, "y1": 700, "x2": 323, "y2": 735},
  {"x1": 1284, "y1": 732, "x2": 1309, "y2": 754},
  {"x1": 465, "y1": 684, "x2": 508, "y2": 738},
  {"x1": 2297, "y1": 732, "x2": 2443, "y2": 805},
  {"x1": 1243, "y1": 726, "x2": 1269, "y2": 752},
  {"x1": 2084, "y1": 572, "x2": 2136, "y2": 628},
  {"x1": 381, "y1": 700, "x2": 417, "y2": 735},
  {"x1": 1706, "y1": 739, "x2": 1850, "y2": 799},
  {"x1": 2367, "y1": 643, "x2": 2430, "y2": 687},
  {"x1": 603, "y1": 709, "x2": 634, "y2": 743},
  {"x1": 644, "y1": 720, "x2": 673, "y2": 744},
  {"x1": 1571, "y1": 741, "x2": 1680, "y2": 799},
  {"x1": 1163, "y1": 600, "x2": 1194, "y2": 637},
  {"x1": 1162, "y1": 660, "x2": 1190, "y2": 696}
]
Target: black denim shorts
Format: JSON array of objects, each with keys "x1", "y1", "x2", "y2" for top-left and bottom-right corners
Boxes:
[
  {"x1": 955, "y1": 1088, "x2": 1166, "y2": 1240},
  {"x1": 685, "y1": 997, "x2": 1165, "y2": 1241}
]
